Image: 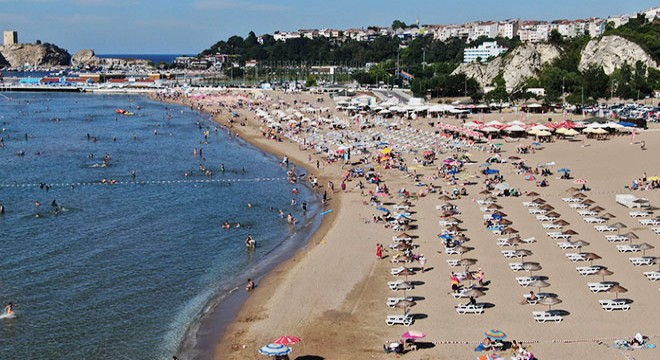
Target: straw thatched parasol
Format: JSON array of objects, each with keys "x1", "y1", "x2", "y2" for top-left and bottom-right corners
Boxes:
[
  {"x1": 553, "y1": 219, "x2": 570, "y2": 226},
  {"x1": 502, "y1": 227, "x2": 519, "y2": 234},
  {"x1": 607, "y1": 284, "x2": 628, "y2": 299},
  {"x1": 538, "y1": 296, "x2": 562, "y2": 310},
  {"x1": 532, "y1": 198, "x2": 546, "y2": 204},
  {"x1": 570, "y1": 240, "x2": 590, "y2": 248},
  {"x1": 540, "y1": 204, "x2": 555, "y2": 210},
  {"x1": 526, "y1": 191, "x2": 540, "y2": 196},
  {"x1": 529, "y1": 279, "x2": 550, "y2": 293},
  {"x1": 522, "y1": 262, "x2": 542, "y2": 275},
  {"x1": 638, "y1": 243, "x2": 655, "y2": 256},
  {"x1": 563, "y1": 229, "x2": 579, "y2": 235},
  {"x1": 594, "y1": 268, "x2": 614, "y2": 282},
  {"x1": 546, "y1": 211, "x2": 561, "y2": 218},
  {"x1": 464, "y1": 289, "x2": 486, "y2": 298},
  {"x1": 572, "y1": 192, "x2": 587, "y2": 198},
  {"x1": 583, "y1": 252, "x2": 602, "y2": 265}
]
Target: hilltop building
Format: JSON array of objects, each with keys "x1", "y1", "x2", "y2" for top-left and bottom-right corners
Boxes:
[
  {"x1": 463, "y1": 41, "x2": 508, "y2": 63},
  {"x1": 4, "y1": 31, "x2": 18, "y2": 45}
]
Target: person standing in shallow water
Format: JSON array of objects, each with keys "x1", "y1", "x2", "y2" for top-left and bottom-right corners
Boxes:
[{"x1": 246, "y1": 278, "x2": 255, "y2": 291}]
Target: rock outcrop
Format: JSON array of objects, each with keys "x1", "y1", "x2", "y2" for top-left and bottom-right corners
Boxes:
[
  {"x1": 0, "y1": 43, "x2": 70, "y2": 67},
  {"x1": 579, "y1": 35, "x2": 658, "y2": 75},
  {"x1": 71, "y1": 49, "x2": 151, "y2": 69},
  {"x1": 452, "y1": 43, "x2": 561, "y2": 89}
]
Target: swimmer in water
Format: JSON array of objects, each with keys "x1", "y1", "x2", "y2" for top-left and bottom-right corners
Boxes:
[
  {"x1": 245, "y1": 234, "x2": 256, "y2": 248},
  {"x1": 4, "y1": 303, "x2": 14, "y2": 316}
]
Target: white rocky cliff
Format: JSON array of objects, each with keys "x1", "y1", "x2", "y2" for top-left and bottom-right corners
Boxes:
[
  {"x1": 579, "y1": 35, "x2": 658, "y2": 75},
  {"x1": 71, "y1": 49, "x2": 151, "y2": 69}
]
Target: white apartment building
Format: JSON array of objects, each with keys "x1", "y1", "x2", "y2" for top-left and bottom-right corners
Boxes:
[
  {"x1": 468, "y1": 21, "x2": 498, "y2": 41},
  {"x1": 463, "y1": 41, "x2": 508, "y2": 63},
  {"x1": 497, "y1": 20, "x2": 519, "y2": 39}
]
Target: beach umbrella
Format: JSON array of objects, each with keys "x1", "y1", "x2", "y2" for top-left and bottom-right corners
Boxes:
[
  {"x1": 494, "y1": 183, "x2": 510, "y2": 191},
  {"x1": 447, "y1": 225, "x2": 465, "y2": 232},
  {"x1": 485, "y1": 329, "x2": 507, "y2": 341},
  {"x1": 272, "y1": 336, "x2": 302, "y2": 346},
  {"x1": 594, "y1": 268, "x2": 613, "y2": 282},
  {"x1": 487, "y1": 204, "x2": 503, "y2": 210},
  {"x1": 563, "y1": 229, "x2": 579, "y2": 235},
  {"x1": 516, "y1": 249, "x2": 533, "y2": 259},
  {"x1": 638, "y1": 243, "x2": 654, "y2": 256},
  {"x1": 395, "y1": 232, "x2": 413, "y2": 239},
  {"x1": 572, "y1": 192, "x2": 587, "y2": 198},
  {"x1": 532, "y1": 198, "x2": 546, "y2": 204},
  {"x1": 376, "y1": 206, "x2": 390, "y2": 213},
  {"x1": 395, "y1": 299, "x2": 417, "y2": 310},
  {"x1": 581, "y1": 199, "x2": 595, "y2": 205},
  {"x1": 502, "y1": 227, "x2": 519, "y2": 234},
  {"x1": 607, "y1": 284, "x2": 628, "y2": 299},
  {"x1": 464, "y1": 289, "x2": 486, "y2": 298},
  {"x1": 553, "y1": 219, "x2": 570, "y2": 226},
  {"x1": 401, "y1": 330, "x2": 426, "y2": 340},
  {"x1": 479, "y1": 190, "x2": 492, "y2": 195},
  {"x1": 590, "y1": 206, "x2": 605, "y2": 213},
  {"x1": 522, "y1": 262, "x2": 542, "y2": 275},
  {"x1": 398, "y1": 268, "x2": 416, "y2": 280},
  {"x1": 458, "y1": 258, "x2": 477, "y2": 268},
  {"x1": 529, "y1": 279, "x2": 550, "y2": 293},
  {"x1": 396, "y1": 243, "x2": 412, "y2": 251},
  {"x1": 565, "y1": 187, "x2": 579, "y2": 193},
  {"x1": 570, "y1": 240, "x2": 590, "y2": 249},
  {"x1": 573, "y1": 178, "x2": 588, "y2": 184},
  {"x1": 446, "y1": 216, "x2": 462, "y2": 223},
  {"x1": 583, "y1": 252, "x2": 602, "y2": 265},
  {"x1": 496, "y1": 218, "x2": 513, "y2": 226},
  {"x1": 454, "y1": 246, "x2": 471, "y2": 258},
  {"x1": 558, "y1": 168, "x2": 571, "y2": 173},
  {"x1": 259, "y1": 343, "x2": 292, "y2": 357},
  {"x1": 508, "y1": 237, "x2": 524, "y2": 248},
  {"x1": 621, "y1": 231, "x2": 637, "y2": 242},
  {"x1": 439, "y1": 233, "x2": 453, "y2": 240},
  {"x1": 484, "y1": 169, "x2": 500, "y2": 175},
  {"x1": 439, "y1": 195, "x2": 453, "y2": 201},
  {"x1": 538, "y1": 296, "x2": 562, "y2": 310},
  {"x1": 524, "y1": 173, "x2": 536, "y2": 181},
  {"x1": 526, "y1": 191, "x2": 540, "y2": 197},
  {"x1": 492, "y1": 211, "x2": 507, "y2": 217},
  {"x1": 546, "y1": 211, "x2": 561, "y2": 218},
  {"x1": 540, "y1": 204, "x2": 555, "y2": 210}
]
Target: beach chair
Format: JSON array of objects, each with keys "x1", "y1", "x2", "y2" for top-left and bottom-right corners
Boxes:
[
  {"x1": 576, "y1": 266, "x2": 602, "y2": 276},
  {"x1": 523, "y1": 293, "x2": 540, "y2": 305},
  {"x1": 501, "y1": 250, "x2": 520, "y2": 258},
  {"x1": 451, "y1": 288, "x2": 471, "y2": 299},
  {"x1": 533, "y1": 311, "x2": 563, "y2": 323},
  {"x1": 521, "y1": 237, "x2": 537, "y2": 244},
  {"x1": 558, "y1": 242, "x2": 580, "y2": 249},
  {"x1": 616, "y1": 244, "x2": 640, "y2": 253},
  {"x1": 391, "y1": 267, "x2": 408, "y2": 276},
  {"x1": 566, "y1": 253, "x2": 586, "y2": 262},
  {"x1": 522, "y1": 201, "x2": 538, "y2": 207},
  {"x1": 528, "y1": 208, "x2": 547, "y2": 215},
  {"x1": 562, "y1": 197, "x2": 581, "y2": 203},
  {"x1": 569, "y1": 203, "x2": 588, "y2": 209},
  {"x1": 588, "y1": 282, "x2": 613, "y2": 293},
  {"x1": 643, "y1": 271, "x2": 660, "y2": 281},
  {"x1": 629, "y1": 257, "x2": 655, "y2": 266},
  {"x1": 386, "y1": 310, "x2": 414, "y2": 326},
  {"x1": 653, "y1": 228, "x2": 660, "y2": 235},
  {"x1": 387, "y1": 297, "x2": 413, "y2": 308},
  {"x1": 629, "y1": 211, "x2": 650, "y2": 218},
  {"x1": 605, "y1": 235, "x2": 628, "y2": 242},
  {"x1": 584, "y1": 217, "x2": 606, "y2": 224},
  {"x1": 542, "y1": 223, "x2": 562, "y2": 230},
  {"x1": 546, "y1": 231, "x2": 562, "y2": 238},
  {"x1": 578, "y1": 210, "x2": 598, "y2": 217},
  {"x1": 445, "y1": 247, "x2": 462, "y2": 255},
  {"x1": 595, "y1": 225, "x2": 617, "y2": 232},
  {"x1": 496, "y1": 238, "x2": 511, "y2": 247},
  {"x1": 477, "y1": 200, "x2": 494, "y2": 206},
  {"x1": 509, "y1": 263, "x2": 524, "y2": 272},
  {"x1": 516, "y1": 276, "x2": 539, "y2": 287},
  {"x1": 393, "y1": 205, "x2": 409, "y2": 211},
  {"x1": 455, "y1": 303, "x2": 484, "y2": 314},
  {"x1": 536, "y1": 215, "x2": 553, "y2": 222},
  {"x1": 639, "y1": 218, "x2": 660, "y2": 226},
  {"x1": 599, "y1": 299, "x2": 631, "y2": 312},
  {"x1": 388, "y1": 280, "x2": 414, "y2": 291},
  {"x1": 446, "y1": 259, "x2": 460, "y2": 267}
]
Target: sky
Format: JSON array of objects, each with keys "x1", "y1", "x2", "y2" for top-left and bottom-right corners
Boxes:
[{"x1": 0, "y1": 0, "x2": 658, "y2": 55}]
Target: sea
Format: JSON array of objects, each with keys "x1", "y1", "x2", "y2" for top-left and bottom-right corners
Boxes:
[{"x1": 0, "y1": 92, "x2": 321, "y2": 359}]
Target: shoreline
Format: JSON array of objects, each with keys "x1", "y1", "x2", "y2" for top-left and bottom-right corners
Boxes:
[{"x1": 152, "y1": 91, "x2": 343, "y2": 360}]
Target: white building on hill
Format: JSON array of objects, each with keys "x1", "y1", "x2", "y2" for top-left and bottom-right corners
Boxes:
[{"x1": 463, "y1": 41, "x2": 508, "y2": 63}]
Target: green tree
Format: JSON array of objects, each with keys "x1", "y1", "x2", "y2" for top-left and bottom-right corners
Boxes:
[{"x1": 392, "y1": 20, "x2": 408, "y2": 30}]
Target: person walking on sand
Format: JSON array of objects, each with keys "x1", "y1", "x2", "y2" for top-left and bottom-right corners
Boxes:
[
  {"x1": 376, "y1": 243, "x2": 384, "y2": 259},
  {"x1": 418, "y1": 254, "x2": 427, "y2": 273}
]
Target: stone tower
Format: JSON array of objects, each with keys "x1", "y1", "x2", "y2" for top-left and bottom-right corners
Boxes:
[{"x1": 4, "y1": 31, "x2": 18, "y2": 45}]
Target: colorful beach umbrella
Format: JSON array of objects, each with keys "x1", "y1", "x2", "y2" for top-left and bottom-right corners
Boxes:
[
  {"x1": 401, "y1": 331, "x2": 427, "y2": 340},
  {"x1": 485, "y1": 329, "x2": 507, "y2": 340},
  {"x1": 259, "y1": 343, "x2": 292, "y2": 356},
  {"x1": 272, "y1": 336, "x2": 302, "y2": 346},
  {"x1": 524, "y1": 173, "x2": 536, "y2": 181},
  {"x1": 558, "y1": 168, "x2": 571, "y2": 173},
  {"x1": 573, "y1": 178, "x2": 588, "y2": 184}
]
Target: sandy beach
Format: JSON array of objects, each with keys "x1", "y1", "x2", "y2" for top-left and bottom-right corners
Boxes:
[{"x1": 157, "y1": 89, "x2": 659, "y2": 360}]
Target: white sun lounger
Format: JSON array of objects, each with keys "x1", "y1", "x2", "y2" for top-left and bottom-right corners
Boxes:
[
  {"x1": 616, "y1": 244, "x2": 640, "y2": 253},
  {"x1": 536, "y1": 215, "x2": 555, "y2": 222},
  {"x1": 643, "y1": 271, "x2": 660, "y2": 281},
  {"x1": 502, "y1": 250, "x2": 524, "y2": 258},
  {"x1": 533, "y1": 311, "x2": 563, "y2": 323},
  {"x1": 639, "y1": 218, "x2": 660, "y2": 226},
  {"x1": 605, "y1": 235, "x2": 628, "y2": 242},
  {"x1": 391, "y1": 267, "x2": 409, "y2": 276},
  {"x1": 516, "y1": 276, "x2": 540, "y2": 287},
  {"x1": 569, "y1": 203, "x2": 588, "y2": 209},
  {"x1": 386, "y1": 310, "x2": 413, "y2": 326},
  {"x1": 629, "y1": 211, "x2": 650, "y2": 218},
  {"x1": 558, "y1": 242, "x2": 580, "y2": 249},
  {"x1": 497, "y1": 239, "x2": 511, "y2": 247},
  {"x1": 445, "y1": 247, "x2": 462, "y2": 255},
  {"x1": 562, "y1": 198, "x2": 582, "y2": 203},
  {"x1": 387, "y1": 297, "x2": 413, "y2": 308},
  {"x1": 446, "y1": 259, "x2": 460, "y2": 267},
  {"x1": 509, "y1": 263, "x2": 524, "y2": 272},
  {"x1": 629, "y1": 257, "x2": 655, "y2": 266},
  {"x1": 455, "y1": 303, "x2": 484, "y2": 314},
  {"x1": 477, "y1": 200, "x2": 494, "y2": 206},
  {"x1": 522, "y1": 201, "x2": 540, "y2": 207},
  {"x1": 578, "y1": 210, "x2": 598, "y2": 217},
  {"x1": 548, "y1": 232, "x2": 572, "y2": 240},
  {"x1": 388, "y1": 280, "x2": 414, "y2": 291},
  {"x1": 576, "y1": 266, "x2": 602, "y2": 276},
  {"x1": 599, "y1": 299, "x2": 631, "y2": 312},
  {"x1": 451, "y1": 287, "x2": 472, "y2": 299},
  {"x1": 529, "y1": 208, "x2": 547, "y2": 215},
  {"x1": 566, "y1": 253, "x2": 586, "y2": 262},
  {"x1": 543, "y1": 223, "x2": 562, "y2": 230},
  {"x1": 595, "y1": 225, "x2": 617, "y2": 232},
  {"x1": 393, "y1": 205, "x2": 409, "y2": 211},
  {"x1": 588, "y1": 282, "x2": 613, "y2": 293},
  {"x1": 653, "y1": 227, "x2": 660, "y2": 235},
  {"x1": 584, "y1": 217, "x2": 606, "y2": 224}
]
